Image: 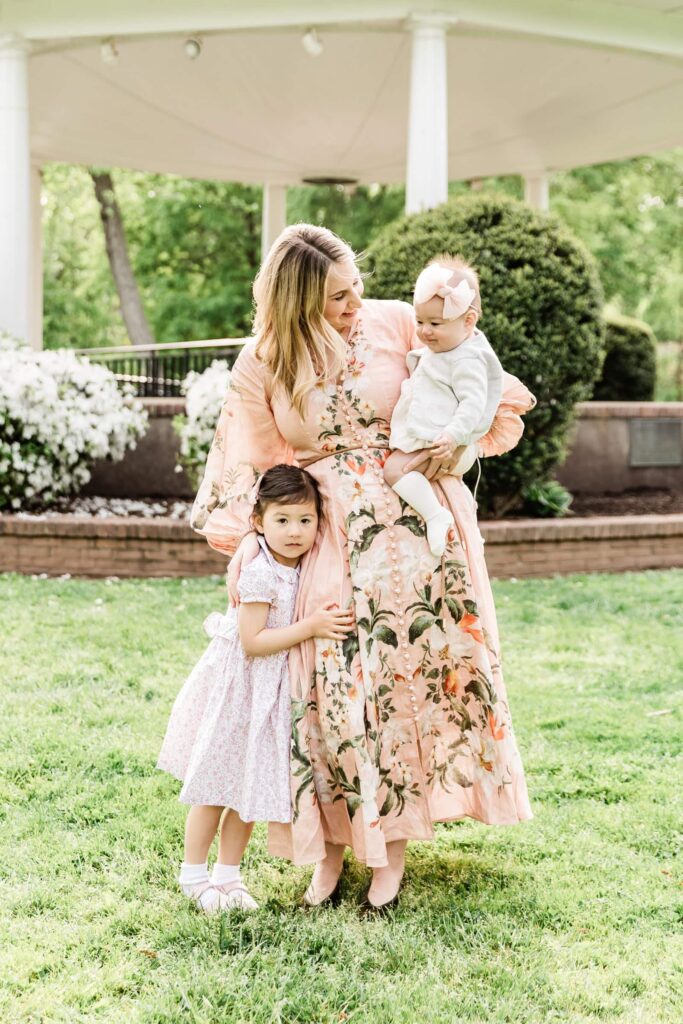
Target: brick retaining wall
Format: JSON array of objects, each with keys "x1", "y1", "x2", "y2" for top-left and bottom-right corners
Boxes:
[
  {"x1": 85, "y1": 399, "x2": 683, "y2": 499},
  {"x1": 1, "y1": 513, "x2": 681, "y2": 580}
]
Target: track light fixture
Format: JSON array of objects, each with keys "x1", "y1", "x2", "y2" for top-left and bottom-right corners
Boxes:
[
  {"x1": 184, "y1": 37, "x2": 202, "y2": 60},
  {"x1": 301, "y1": 28, "x2": 323, "y2": 57},
  {"x1": 100, "y1": 39, "x2": 119, "y2": 65}
]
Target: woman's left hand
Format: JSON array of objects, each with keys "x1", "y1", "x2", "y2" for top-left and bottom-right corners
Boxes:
[{"x1": 402, "y1": 443, "x2": 468, "y2": 480}]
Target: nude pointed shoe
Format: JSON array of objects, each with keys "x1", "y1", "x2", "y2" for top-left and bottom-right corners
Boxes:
[{"x1": 302, "y1": 879, "x2": 342, "y2": 908}]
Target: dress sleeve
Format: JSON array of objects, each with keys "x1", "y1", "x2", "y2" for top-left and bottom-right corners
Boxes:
[
  {"x1": 190, "y1": 343, "x2": 296, "y2": 555},
  {"x1": 236, "y1": 555, "x2": 278, "y2": 605},
  {"x1": 383, "y1": 299, "x2": 417, "y2": 352},
  {"x1": 478, "y1": 372, "x2": 537, "y2": 457}
]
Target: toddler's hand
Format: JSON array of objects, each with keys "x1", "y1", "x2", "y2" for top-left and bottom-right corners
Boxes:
[{"x1": 306, "y1": 602, "x2": 355, "y2": 641}]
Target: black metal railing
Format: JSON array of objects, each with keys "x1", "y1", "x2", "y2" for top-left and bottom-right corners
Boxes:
[{"x1": 77, "y1": 339, "x2": 247, "y2": 397}]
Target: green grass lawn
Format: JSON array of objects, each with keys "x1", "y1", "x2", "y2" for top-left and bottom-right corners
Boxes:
[{"x1": 1, "y1": 570, "x2": 682, "y2": 1024}]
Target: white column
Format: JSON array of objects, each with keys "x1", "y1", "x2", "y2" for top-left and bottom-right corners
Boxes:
[
  {"x1": 261, "y1": 184, "x2": 287, "y2": 261},
  {"x1": 524, "y1": 172, "x2": 550, "y2": 211},
  {"x1": 0, "y1": 35, "x2": 31, "y2": 344},
  {"x1": 405, "y1": 16, "x2": 448, "y2": 215},
  {"x1": 30, "y1": 164, "x2": 43, "y2": 348}
]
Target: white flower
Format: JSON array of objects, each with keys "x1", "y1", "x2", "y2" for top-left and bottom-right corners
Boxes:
[
  {"x1": 465, "y1": 729, "x2": 508, "y2": 787},
  {"x1": 358, "y1": 760, "x2": 380, "y2": 802},
  {"x1": 381, "y1": 717, "x2": 412, "y2": 751},
  {"x1": 0, "y1": 340, "x2": 147, "y2": 511},
  {"x1": 393, "y1": 763, "x2": 413, "y2": 787},
  {"x1": 312, "y1": 769, "x2": 334, "y2": 804},
  {"x1": 174, "y1": 361, "x2": 231, "y2": 479}
]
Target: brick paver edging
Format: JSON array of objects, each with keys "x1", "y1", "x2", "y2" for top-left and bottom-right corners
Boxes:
[{"x1": 1, "y1": 513, "x2": 682, "y2": 579}]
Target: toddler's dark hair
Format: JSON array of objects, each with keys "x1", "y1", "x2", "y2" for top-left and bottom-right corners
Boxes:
[{"x1": 252, "y1": 464, "x2": 323, "y2": 525}]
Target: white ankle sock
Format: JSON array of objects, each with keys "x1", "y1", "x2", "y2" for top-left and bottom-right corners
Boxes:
[
  {"x1": 392, "y1": 471, "x2": 454, "y2": 557},
  {"x1": 211, "y1": 863, "x2": 241, "y2": 886},
  {"x1": 179, "y1": 861, "x2": 209, "y2": 887}
]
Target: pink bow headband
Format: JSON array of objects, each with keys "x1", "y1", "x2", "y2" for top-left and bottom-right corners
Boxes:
[{"x1": 413, "y1": 264, "x2": 476, "y2": 320}]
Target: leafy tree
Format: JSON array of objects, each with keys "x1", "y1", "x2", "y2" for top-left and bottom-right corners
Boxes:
[
  {"x1": 287, "y1": 184, "x2": 405, "y2": 255},
  {"x1": 550, "y1": 150, "x2": 682, "y2": 342},
  {"x1": 41, "y1": 150, "x2": 681, "y2": 353},
  {"x1": 90, "y1": 170, "x2": 154, "y2": 346},
  {"x1": 120, "y1": 174, "x2": 262, "y2": 342},
  {"x1": 42, "y1": 164, "x2": 123, "y2": 349}
]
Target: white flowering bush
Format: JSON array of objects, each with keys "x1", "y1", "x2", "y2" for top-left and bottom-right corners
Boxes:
[
  {"x1": 174, "y1": 360, "x2": 231, "y2": 488},
  {"x1": 0, "y1": 336, "x2": 148, "y2": 511}
]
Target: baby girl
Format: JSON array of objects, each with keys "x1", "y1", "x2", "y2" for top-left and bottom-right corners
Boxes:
[{"x1": 383, "y1": 255, "x2": 503, "y2": 557}]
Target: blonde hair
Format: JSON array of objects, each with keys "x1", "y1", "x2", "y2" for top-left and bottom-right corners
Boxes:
[
  {"x1": 253, "y1": 224, "x2": 356, "y2": 418},
  {"x1": 428, "y1": 253, "x2": 482, "y2": 315}
]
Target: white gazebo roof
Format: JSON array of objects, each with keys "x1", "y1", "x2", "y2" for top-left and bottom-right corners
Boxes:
[
  {"x1": 16, "y1": 0, "x2": 683, "y2": 184},
  {"x1": 1, "y1": 0, "x2": 682, "y2": 347}
]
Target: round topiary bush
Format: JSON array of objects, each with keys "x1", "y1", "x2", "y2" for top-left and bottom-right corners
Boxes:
[
  {"x1": 365, "y1": 192, "x2": 605, "y2": 516},
  {"x1": 592, "y1": 313, "x2": 656, "y2": 401}
]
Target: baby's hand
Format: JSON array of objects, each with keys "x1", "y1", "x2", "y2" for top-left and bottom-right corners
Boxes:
[
  {"x1": 429, "y1": 434, "x2": 460, "y2": 460},
  {"x1": 306, "y1": 602, "x2": 355, "y2": 641}
]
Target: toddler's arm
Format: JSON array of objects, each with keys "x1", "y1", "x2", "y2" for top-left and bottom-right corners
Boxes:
[{"x1": 239, "y1": 602, "x2": 354, "y2": 657}]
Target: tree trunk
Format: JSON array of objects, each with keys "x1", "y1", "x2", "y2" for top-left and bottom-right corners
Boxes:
[{"x1": 90, "y1": 169, "x2": 154, "y2": 346}]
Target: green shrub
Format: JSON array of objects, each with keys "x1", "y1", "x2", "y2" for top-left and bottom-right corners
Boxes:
[
  {"x1": 520, "y1": 480, "x2": 573, "y2": 518},
  {"x1": 365, "y1": 193, "x2": 605, "y2": 516},
  {"x1": 592, "y1": 313, "x2": 656, "y2": 400}
]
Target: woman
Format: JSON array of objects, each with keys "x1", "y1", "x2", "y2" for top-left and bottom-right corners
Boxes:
[{"x1": 191, "y1": 224, "x2": 535, "y2": 909}]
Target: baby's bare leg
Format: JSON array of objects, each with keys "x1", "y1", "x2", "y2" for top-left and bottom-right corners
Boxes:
[{"x1": 383, "y1": 448, "x2": 431, "y2": 487}]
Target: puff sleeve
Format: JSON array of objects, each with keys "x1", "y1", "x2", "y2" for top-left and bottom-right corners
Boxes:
[
  {"x1": 478, "y1": 372, "x2": 537, "y2": 457},
  {"x1": 236, "y1": 554, "x2": 278, "y2": 605},
  {"x1": 190, "y1": 342, "x2": 296, "y2": 556}
]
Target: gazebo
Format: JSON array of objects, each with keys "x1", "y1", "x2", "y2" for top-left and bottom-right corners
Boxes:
[{"x1": 1, "y1": 0, "x2": 682, "y2": 347}]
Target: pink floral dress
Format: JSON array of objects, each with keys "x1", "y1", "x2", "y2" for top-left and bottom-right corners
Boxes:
[
  {"x1": 157, "y1": 538, "x2": 298, "y2": 823},
  {"x1": 191, "y1": 299, "x2": 536, "y2": 867}
]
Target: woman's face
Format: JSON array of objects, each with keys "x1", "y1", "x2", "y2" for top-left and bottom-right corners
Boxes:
[{"x1": 323, "y1": 258, "x2": 363, "y2": 334}]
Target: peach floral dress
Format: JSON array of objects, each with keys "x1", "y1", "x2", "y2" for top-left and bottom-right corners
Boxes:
[{"x1": 191, "y1": 299, "x2": 536, "y2": 867}]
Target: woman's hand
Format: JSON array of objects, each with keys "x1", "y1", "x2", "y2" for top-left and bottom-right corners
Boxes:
[
  {"x1": 401, "y1": 443, "x2": 468, "y2": 480},
  {"x1": 226, "y1": 531, "x2": 260, "y2": 606},
  {"x1": 304, "y1": 602, "x2": 355, "y2": 641}
]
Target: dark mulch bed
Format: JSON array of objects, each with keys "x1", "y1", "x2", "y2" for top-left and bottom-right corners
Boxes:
[
  {"x1": 9, "y1": 490, "x2": 683, "y2": 521},
  {"x1": 566, "y1": 489, "x2": 683, "y2": 518}
]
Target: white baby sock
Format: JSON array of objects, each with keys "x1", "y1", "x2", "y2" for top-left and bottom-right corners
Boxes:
[
  {"x1": 179, "y1": 861, "x2": 210, "y2": 887},
  {"x1": 179, "y1": 861, "x2": 223, "y2": 912},
  {"x1": 392, "y1": 471, "x2": 454, "y2": 557},
  {"x1": 211, "y1": 863, "x2": 241, "y2": 886}
]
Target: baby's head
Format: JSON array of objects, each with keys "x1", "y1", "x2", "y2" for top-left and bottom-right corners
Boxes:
[
  {"x1": 251, "y1": 464, "x2": 323, "y2": 565},
  {"x1": 413, "y1": 255, "x2": 481, "y2": 353}
]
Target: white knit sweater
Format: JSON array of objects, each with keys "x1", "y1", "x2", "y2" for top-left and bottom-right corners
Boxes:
[{"x1": 389, "y1": 329, "x2": 504, "y2": 452}]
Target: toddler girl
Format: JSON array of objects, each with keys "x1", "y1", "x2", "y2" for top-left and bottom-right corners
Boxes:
[
  {"x1": 157, "y1": 464, "x2": 354, "y2": 913},
  {"x1": 384, "y1": 255, "x2": 504, "y2": 557}
]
